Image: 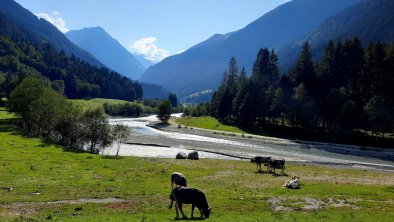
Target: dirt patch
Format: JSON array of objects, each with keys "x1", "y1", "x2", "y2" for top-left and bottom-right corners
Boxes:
[
  {"x1": 268, "y1": 197, "x2": 357, "y2": 212},
  {"x1": 106, "y1": 201, "x2": 139, "y2": 211},
  {"x1": 45, "y1": 197, "x2": 125, "y2": 205},
  {"x1": 1, "y1": 203, "x2": 39, "y2": 216},
  {"x1": 1, "y1": 197, "x2": 126, "y2": 216}
]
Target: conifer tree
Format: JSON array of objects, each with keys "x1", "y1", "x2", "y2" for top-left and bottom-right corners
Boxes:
[{"x1": 289, "y1": 42, "x2": 316, "y2": 95}]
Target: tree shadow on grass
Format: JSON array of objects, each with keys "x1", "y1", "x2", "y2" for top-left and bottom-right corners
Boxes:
[
  {"x1": 61, "y1": 147, "x2": 86, "y2": 154},
  {"x1": 271, "y1": 173, "x2": 289, "y2": 177},
  {"x1": 0, "y1": 118, "x2": 16, "y2": 133},
  {"x1": 253, "y1": 170, "x2": 271, "y2": 174},
  {"x1": 174, "y1": 217, "x2": 206, "y2": 221},
  {"x1": 102, "y1": 155, "x2": 123, "y2": 160}
]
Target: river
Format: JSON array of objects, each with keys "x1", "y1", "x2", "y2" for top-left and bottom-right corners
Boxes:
[{"x1": 107, "y1": 115, "x2": 394, "y2": 170}]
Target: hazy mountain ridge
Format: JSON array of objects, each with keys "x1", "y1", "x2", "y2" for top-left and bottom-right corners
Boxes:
[
  {"x1": 66, "y1": 27, "x2": 145, "y2": 80},
  {"x1": 278, "y1": 0, "x2": 394, "y2": 71},
  {"x1": 133, "y1": 53, "x2": 155, "y2": 69},
  {"x1": 0, "y1": 0, "x2": 103, "y2": 67},
  {"x1": 140, "y1": 0, "x2": 362, "y2": 96}
]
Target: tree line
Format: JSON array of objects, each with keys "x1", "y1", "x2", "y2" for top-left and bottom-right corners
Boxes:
[
  {"x1": 6, "y1": 76, "x2": 129, "y2": 154},
  {"x1": 0, "y1": 35, "x2": 142, "y2": 101},
  {"x1": 211, "y1": 39, "x2": 393, "y2": 145}
]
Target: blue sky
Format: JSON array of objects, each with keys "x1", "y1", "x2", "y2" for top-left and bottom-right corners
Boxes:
[{"x1": 15, "y1": 0, "x2": 290, "y2": 62}]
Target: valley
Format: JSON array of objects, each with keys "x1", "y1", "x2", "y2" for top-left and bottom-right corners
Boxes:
[{"x1": 0, "y1": 0, "x2": 393, "y2": 221}]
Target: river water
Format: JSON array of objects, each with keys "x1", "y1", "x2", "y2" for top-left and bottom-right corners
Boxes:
[{"x1": 107, "y1": 115, "x2": 394, "y2": 169}]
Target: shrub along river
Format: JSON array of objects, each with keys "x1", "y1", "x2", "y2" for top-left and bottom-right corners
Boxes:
[{"x1": 107, "y1": 114, "x2": 394, "y2": 170}]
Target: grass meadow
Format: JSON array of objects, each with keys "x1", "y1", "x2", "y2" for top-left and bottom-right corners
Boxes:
[
  {"x1": 69, "y1": 98, "x2": 133, "y2": 111},
  {"x1": 175, "y1": 117, "x2": 247, "y2": 134},
  {"x1": 0, "y1": 108, "x2": 393, "y2": 221}
]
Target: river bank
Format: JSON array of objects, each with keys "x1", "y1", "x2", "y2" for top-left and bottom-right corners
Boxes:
[{"x1": 108, "y1": 115, "x2": 394, "y2": 171}]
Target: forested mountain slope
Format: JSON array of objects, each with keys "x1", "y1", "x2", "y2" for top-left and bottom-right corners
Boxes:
[
  {"x1": 140, "y1": 0, "x2": 361, "y2": 96},
  {"x1": 0, "y1": 0, "x2": 102, "y2": 67}
]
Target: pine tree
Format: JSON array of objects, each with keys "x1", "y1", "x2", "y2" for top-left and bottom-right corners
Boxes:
[
  {"x1": 289, "y1": 42, "x2": 316, "y2": 95},
  {"x1": 233, "y1": 67, "x2": 248, "y2": 121},
  {"x1": 317, "y1": 40, "x2": 336, "y2": 100},
  {"x1": 210, "y1": 72, "x2": 228, "y2": 118}
]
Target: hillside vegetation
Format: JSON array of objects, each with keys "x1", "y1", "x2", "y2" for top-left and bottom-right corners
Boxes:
[
  {"x1": 0, "y1": 35, "x2": 142, "y2": 101},
  {"x1": 0, "y1": 108, "x2": 393, "y2": 221}
]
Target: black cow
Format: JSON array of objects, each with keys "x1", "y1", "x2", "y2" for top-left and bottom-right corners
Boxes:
[
  {"x1": 250, "y1": 156, "x2": 271, "y2": 172},
  {"x1": 171, "y1": 172, "x2": 187, "y2": 189},
  {"x1": 170, "y1": 187, "x2": 211, "y2": 219},
  {"x1": 169, "y1": 172, "x2": 187, "y2": 209},
  {"x1": 268, "y1": 159, "x2": 286, "y2": 174}
]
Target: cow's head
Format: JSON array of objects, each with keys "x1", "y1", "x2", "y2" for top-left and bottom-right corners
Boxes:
[{"x1": 202, "y1": 208, "x2": 211, "y2": 218}]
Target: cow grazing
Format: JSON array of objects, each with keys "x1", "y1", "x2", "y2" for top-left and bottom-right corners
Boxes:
[
  {"x1": 169, "y1": 172, "x2": 187, "y2": 209},
  {"x1": 170, "y1": 187, "x2": 211, "y2": 219},
  {"x1": 250, "y1": 156, "x2": 271, "y2": 172},
  {"x1": 268, "y1": 159, "x2": 286, "y2": 174}
]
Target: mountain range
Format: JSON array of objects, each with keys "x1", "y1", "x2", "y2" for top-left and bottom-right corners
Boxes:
[
  {"x1": 0, "y1": 0, "x2": 102, "y2": 67},
  {"x1": 139, "y1": 0, "x2": 363, "y2": 97},
  {"x1": 133, "y1": 53, "x2": 155, "y2": 69},
  {"x1": 66, "y1": 27, "x2": 146, "y2": 80},
  {"x1": 0, "y1": 0, "x2": 170, "y2": 100},
  {"x1": 2, "y1": 0, "x2": 394, "y2": 103},
  {"x1": 65, "y1": 27, "x2": 165, "y2": 97}
]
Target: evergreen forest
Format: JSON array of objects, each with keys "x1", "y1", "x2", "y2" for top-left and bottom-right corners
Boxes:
[
  {"x1": 0, "y1": 35, "x2": 143, "y2": 101},
  {"x1": 211, "y1": 39, "x2": 394, "y2": 146}
]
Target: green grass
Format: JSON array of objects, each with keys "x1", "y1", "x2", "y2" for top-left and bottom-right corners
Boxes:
[
  {"x1": 0, "y1": 108, "x2": 393, "y2": 221},
  {"x1": 70, "y1": 98, "x2": 135, "y2": 111},
  {"x1": 176, "y1": 117, "x2": 247, "y2": 134}
]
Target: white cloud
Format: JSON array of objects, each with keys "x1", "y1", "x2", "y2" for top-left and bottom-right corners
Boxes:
[
  {"x1": 36, "y1": 11, "x2": 69, "y2": 33},
  {"x1": 129, "y1": 37, "x2": 170, "y2": 63},
  {"x1": 52, "y1": 10, "x2": 60, "y2": 16}
]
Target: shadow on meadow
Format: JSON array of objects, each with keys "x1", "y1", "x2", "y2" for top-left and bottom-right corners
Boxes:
[
  {"x1": 0, "y1": 118, "x2": 15, "y2": 133},
  {"x1": 174, "y1": 217, "x2": 206, "y2": 221}
]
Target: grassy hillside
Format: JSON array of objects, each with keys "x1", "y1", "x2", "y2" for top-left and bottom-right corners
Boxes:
[{"x1": 0, "y1": 108, "x2": 393, "y2": 221}]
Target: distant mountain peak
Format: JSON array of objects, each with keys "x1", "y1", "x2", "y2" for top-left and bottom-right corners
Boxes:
[{"x1": 66, "y1": 27, "x2": 145, "y2": 80}]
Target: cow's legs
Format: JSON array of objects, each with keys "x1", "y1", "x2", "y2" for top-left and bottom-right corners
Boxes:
[
  {"x1": 178, "y1": 202, "x2": 186, "y2": 218},
  {"x1": 175, "y1": 201, "x2": 179, "y2": 218},
  {"x1": 191, "y1": 204, "x2": 195, "y2": 218}
]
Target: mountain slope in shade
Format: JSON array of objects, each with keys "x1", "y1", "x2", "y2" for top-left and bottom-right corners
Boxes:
[
  {"x1": 133, "y1": 53, "x2": 155, "y2": 69},
  {"x1": 140, "y1": 0, "x2": 361, "y2": 96},
  {"x1": 0, "y1": 0, "x2": 102, "y2": 67},
  {"x1": 279, "y1": 0, "x2": 394, "y2": 70},
  {"x1": 66, "y1": 27, "x2": 145, "y2": 80}
]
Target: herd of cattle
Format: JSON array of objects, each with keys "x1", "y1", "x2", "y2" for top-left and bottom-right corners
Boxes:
[
  {"x1": 250, "y1": 156, "x2": 286, "y2": 174},
  {"x1": 168, "y1": 156, "x2": 291, "y2": 219}
]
